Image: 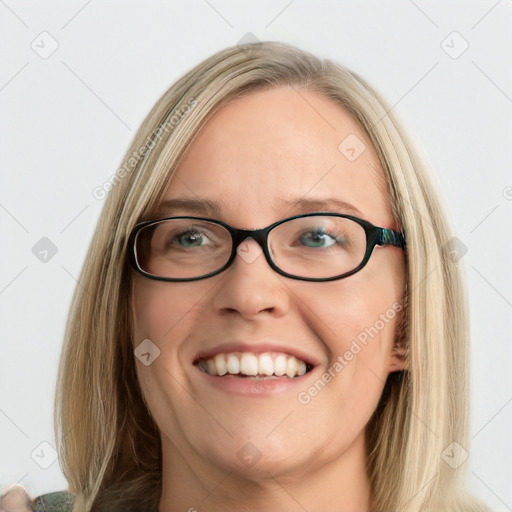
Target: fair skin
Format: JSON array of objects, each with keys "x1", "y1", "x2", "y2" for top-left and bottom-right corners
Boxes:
[
  {"x1": 131, "y1": 87, "x2": 406, "y2": 512},
  {"x1": 0, "y1": 486, "x2": 32, "y2": 512}
]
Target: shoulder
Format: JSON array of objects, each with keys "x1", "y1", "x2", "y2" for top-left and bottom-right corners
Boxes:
[{"x1": 32, "y1": 490, "x2": 74, "y2": 511}]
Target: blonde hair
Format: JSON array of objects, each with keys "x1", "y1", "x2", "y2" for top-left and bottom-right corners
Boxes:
[{"x1": 55, "y1": 41, "x2": 490, "y2": 511}]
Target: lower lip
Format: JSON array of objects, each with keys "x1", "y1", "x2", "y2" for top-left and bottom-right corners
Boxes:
[{"x1": 194, "y1": 365, "x2": 316, "y2": 396}]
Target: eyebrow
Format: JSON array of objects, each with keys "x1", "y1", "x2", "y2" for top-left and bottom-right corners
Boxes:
[{"x1": 153, "y1": 197, "x2": 364, "y2": 219}]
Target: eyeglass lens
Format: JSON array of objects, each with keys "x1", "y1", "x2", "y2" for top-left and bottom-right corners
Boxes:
[{"x1": 134, "y1": 216, "x2": 368, "y2": 280}]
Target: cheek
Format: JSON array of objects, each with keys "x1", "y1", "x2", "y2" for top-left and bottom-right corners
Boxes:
[
  {"x1": 131, "y1": 278, "x2": 203, "y2": 342},
  {"x1": 295, "y1": 268, "x2": 403, "y2": 399},
  {"x1": 304, "y1": 280, "x2": 400, "y2": 354},
  {"x1": 131, "y1": 278, "x2": 219, "y2": 389},
  {"x1": 130, "y1": 279, "x2": 212, "y2": 441}
]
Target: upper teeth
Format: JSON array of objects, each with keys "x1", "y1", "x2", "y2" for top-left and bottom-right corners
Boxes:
[{"x1": 197, "y1": 352, "x2": 308, "y2": 378}]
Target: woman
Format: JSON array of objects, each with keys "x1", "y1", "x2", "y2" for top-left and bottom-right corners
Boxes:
[{"x1": 27, "y1": 41, "x2": 490, "y2": 511}]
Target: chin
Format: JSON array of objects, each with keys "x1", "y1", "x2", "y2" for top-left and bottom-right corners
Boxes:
[{"x1": 197, "y1": 433, "x2": 307, "y2": 480}]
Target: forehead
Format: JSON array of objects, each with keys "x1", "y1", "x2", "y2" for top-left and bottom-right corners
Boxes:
[{"x1": 158, "y1": 87, "x2": 392, "y2": 226}]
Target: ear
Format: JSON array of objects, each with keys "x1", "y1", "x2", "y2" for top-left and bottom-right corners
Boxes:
[{"x1": 387, "y1": 337, "x2": 408, "y2": 373}]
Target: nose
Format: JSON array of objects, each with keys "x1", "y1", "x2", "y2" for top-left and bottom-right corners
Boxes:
[{"x1": 211, "y1": 237, "x2": 290, "y2": 319}]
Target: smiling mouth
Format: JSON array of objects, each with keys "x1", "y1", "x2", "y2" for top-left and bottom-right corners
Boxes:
[{"x1": 194, "y1": 351, "x2": 314, "y2": 379}]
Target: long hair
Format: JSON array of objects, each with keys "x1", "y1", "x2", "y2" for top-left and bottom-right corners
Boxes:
[{"x1": 55, "y1": 41, "x2": 490, "y2": 512}]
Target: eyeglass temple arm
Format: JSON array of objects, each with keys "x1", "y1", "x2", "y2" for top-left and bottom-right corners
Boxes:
[{"x1": 377, "y1": 228, "x2": 406, "y2": 249}]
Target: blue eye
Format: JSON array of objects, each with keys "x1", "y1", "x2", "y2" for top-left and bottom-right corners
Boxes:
[
  {"x1": 163, "y1": 224, "x2": 219, "y2": 251},
  {"x1": 174, "y1": 229, "x2": 209, "y2": 248},
  {"x1": 299, "y1": 228, "x2": 342, "y2": 248}
]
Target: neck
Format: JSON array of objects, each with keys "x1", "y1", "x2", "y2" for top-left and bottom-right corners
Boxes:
[{"x1": 158, "y1": 432, "x2": 372, "y2": 512}]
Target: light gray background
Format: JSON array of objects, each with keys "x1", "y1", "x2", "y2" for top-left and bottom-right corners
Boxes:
[{"x1": 1, "y1": 1, "x2": 511, "y2": 509}]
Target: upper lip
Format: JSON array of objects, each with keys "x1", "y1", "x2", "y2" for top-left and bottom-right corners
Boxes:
[{"x1": 192, "y1": 340, "x2": 322, "y2": 368}]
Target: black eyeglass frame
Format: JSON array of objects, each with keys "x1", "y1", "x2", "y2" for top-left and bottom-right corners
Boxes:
[{"x1": 128, "y1": 212, "x2": 406, "y2": 283}]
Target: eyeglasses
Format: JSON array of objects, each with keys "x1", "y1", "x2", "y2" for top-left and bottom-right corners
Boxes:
[{"x1": 128, "y1": 213, "x2": 406, "y2": 283}]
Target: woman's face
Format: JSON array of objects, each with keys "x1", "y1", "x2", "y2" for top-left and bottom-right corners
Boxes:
[{"x1": 131, "y1": 87, "x2": 405, "y2": 483}]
